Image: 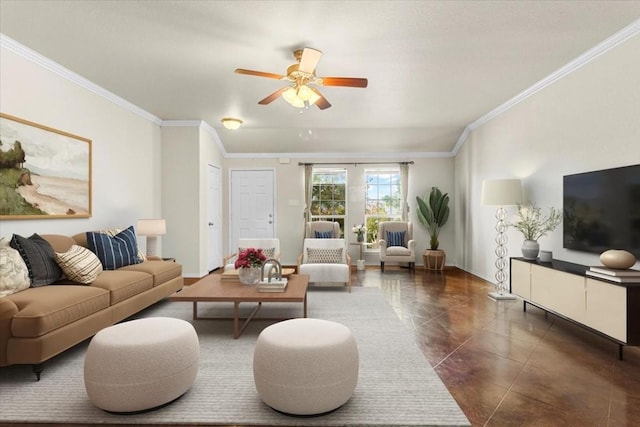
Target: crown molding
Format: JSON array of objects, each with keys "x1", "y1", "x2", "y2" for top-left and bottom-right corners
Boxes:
[
  {"x1": 161, "y1": 120, "x2": 228, "y2": 156},
  {"x1": 224, "y1": 150, "x2": 454, "y2": 159},
  {"x1": 452, "y1": 18, "x2": 640, "y2": 155},
  {"x1": 1, "y1": 34, "x2": 162, "y2": 125}
]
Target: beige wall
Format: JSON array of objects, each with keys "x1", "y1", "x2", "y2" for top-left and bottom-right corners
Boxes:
[
  {"x1": 0, "y1": 45, "x2": 162, "y2": 245},
  {"x1": 160, "y1": 123, "x2": 225, "y2": 277},
  {"x1": 455, "y1": 34, "x2": 640, "y2": 282}
]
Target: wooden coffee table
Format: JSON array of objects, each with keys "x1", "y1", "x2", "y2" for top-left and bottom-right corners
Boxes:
[{"x1": 169, "y1": 274, "x2": 309, "y2": 339}]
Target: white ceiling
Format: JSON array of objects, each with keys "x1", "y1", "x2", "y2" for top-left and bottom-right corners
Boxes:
[{"x1": 1, "y1": 1, "x2": 640, "y2": 157}]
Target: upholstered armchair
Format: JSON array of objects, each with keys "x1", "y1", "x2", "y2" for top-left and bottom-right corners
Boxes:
[
  {"x1": 223, "y1": 238, "x2": 280, "y2": 272},
  {"x1": 297, "y1": 238, "x2": 352, "y2": 292},
  {"x1": 378, "y1": 222, "x2": 416, "y2": 272},
  {"x1": 305, "y1": 221, "x2": 341, "y2": 238}
]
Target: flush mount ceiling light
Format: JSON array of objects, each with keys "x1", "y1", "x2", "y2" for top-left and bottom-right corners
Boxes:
[{"x1": 221, "y1": 118, "x2": 243, "y2": 130}]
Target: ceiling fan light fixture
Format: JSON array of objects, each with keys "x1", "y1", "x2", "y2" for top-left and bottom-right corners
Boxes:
[
  {"x1": 282, "y1": 85, "x2": 319, "y2": 108},
  {"x1": 221, "y1": 117, "x2": 243, "y2": 130},
  {"x1": 297, "y1": 84, "x2": 314, "y2": 101}
]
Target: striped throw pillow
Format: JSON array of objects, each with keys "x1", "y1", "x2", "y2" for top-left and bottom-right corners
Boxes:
[
  {"x1": 314, "y1": 231, "x2": 333, "y2": 238},
  {"x1": 386, "y1": 231, "x2": 407, "y2": 248},
  {"x1": 55, "y1": 245, "x2": 103, "y2": 284},
  {"x1": 306, "y1": 247, "x2": 343, "y2": 264},
  {"x1": 86, "y1": 226, "x2": 141, "y2": 270}
]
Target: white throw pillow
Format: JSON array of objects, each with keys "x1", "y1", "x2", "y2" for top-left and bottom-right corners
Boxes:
[
  {"x1": 55, "y1": 245, "x2": 104, "y2": 284},
  {"x1": 0, "y1": 238, "x2": 31, "y2": 297}
]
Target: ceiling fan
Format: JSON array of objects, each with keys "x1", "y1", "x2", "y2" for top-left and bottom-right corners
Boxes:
[{"x1": 235, "y1": 47, "x2": 368, "y2": 110}]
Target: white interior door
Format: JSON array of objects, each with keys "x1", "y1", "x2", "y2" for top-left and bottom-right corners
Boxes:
[
  {"x1": 207, "y1": 164, "x2": 222, "y2": 271},
  {"x1": 230, "y1": 169, "x2": 275, "y2": 251}
]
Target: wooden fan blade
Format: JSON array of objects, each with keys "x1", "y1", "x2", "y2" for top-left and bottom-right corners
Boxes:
[
  {"x1": 311, "y1": 88, "x2": 331, "y2": 110},
  {"x1": 298, "y1": 48, "x2": 322, "y2": 74},
  {"x1": 235, "y1": 68, "x2": 285, "y2": 80},
  {"x1": 319, "y1": 77, "x2": 368, "y2": 88},
  {"x1": 258, "y1": 87, "x2": 287, "y2": 105}
]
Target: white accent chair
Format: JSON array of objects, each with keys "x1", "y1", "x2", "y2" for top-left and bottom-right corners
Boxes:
[
  {"x1": 305, "y1": 221, "x2": 341, "y2": 238},
  {"x1": 297, "y1": 238, "x2": 352, "y2": 292},
  {"x1": 378, "y1": 221, "x2": 416, "y2": 272},
  {"x1": 223, "y1": 238, "x2": 280, "y2": 272}
]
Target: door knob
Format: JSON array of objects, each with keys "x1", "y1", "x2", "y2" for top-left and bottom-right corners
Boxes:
[{"x1": 208, "y1": 222, "x2": 214, "y2": 226}]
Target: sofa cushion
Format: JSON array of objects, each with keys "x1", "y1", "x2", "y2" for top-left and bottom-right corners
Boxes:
[
  {"x1": 7, "y1": 285, "x2": 110, "y2": 338},
  {"x1": 55, "y1": 245, "x2": 104, "y2": 284},
  {"x1": 119, "y1": 260, "x2": 182, "y2": 287},
  {"x1": 0, "y1": 238, "x2": 30, "y2": 297},
  {"x1": 86, "y1": 226, "x2": 141, "y2": 270},
  {"x1": 10, "y1": 233, "x2": 63, "y2": 286},
  {"x1": 89, "y1": 270, "x2": 154, "y2": 305}
]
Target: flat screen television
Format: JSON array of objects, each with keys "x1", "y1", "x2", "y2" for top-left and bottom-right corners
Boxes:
[{"x1": 563, "y1": 164, "x2": 640, "y2": 259}]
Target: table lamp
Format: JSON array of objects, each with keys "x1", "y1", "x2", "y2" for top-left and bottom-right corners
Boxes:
[{"x1": 136, "y1": 219, "x2": 166, "y2": 257}]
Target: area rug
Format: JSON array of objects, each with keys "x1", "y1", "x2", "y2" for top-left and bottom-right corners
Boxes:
[{"x1": 0, "y1": 287, "x2": 470, "y2": 426}]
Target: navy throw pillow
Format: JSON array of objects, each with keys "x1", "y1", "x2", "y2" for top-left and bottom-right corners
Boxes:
[
  {"x1": 386, "y1": 231, "x2": 407, "y2": 248},
  {"x1": 314, "y1": 230, "x2": 333, "y2": 238},
  {"x1": 86, "y1": 226, "x2": 141, "y2": 270}
]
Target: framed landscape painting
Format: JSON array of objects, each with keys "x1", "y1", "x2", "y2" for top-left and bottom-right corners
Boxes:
[{"x1": 0, "y1": 113, "x2": 92, "y2": 219}]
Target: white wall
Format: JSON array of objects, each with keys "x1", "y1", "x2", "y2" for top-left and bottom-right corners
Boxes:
[
  {"x1": 223, "y1": 156, "x2": 455, "y2": 267},
  {"x1": 0, "y1": 45, "x2": 161, "y2": 245},
  {"x1": 455, "y1": 34, "x2": 640, "y2": 282}
]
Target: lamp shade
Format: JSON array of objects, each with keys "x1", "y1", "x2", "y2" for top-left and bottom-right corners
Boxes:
[
  {"x1": 481, "y1": 179, "x2": 523, "y2": 206},
  {"x1": 136, "y1": 219, "x2": 166, "y2": 236}
]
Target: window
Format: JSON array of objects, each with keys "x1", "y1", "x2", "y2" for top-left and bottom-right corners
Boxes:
[
  {"x1": 365, "y1": 168, "x2": 401, "y2": 245},
  {"x1": 310, "y1": 168, "x2": 347, "y2": 235}
]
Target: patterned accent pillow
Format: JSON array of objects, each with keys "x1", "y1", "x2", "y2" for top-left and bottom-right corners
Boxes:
[
  {"x1": 386, "y1": 231, "x2": 407, "y2": 248},
  {"x1": 55, "y1": 245, "x2": 104, "y2": 284},
  {"x1": 314, "y1": 231, "x2": 333, "y2": 238},
  {"x1": 86, "y1": 226, "x2": 141, "y2": 270},
  {"x1": 10, "y1": 233, "x2": 63, "y2": 287},
  {"x1": 239, "y1": 247, "x2": 276, "y2": 259},
  {"x1": 0, "y1": 238, "x2": 30, "y2": 297},
  {"x1": 306, "y1": 247, "x2": 343, "y2": 264}
]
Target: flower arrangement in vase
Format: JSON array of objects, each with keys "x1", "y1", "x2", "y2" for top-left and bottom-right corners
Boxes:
[
  {"x1": 352, "y1": 224, "x2": 366, "y2": 242},
  {"x1": 235, "y1": 247, "x2": 267, "y2": 284},
  {"x1": 509, "y1": 203, "x2": 562, "y2": 260}
]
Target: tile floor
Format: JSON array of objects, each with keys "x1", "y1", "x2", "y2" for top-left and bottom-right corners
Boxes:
[{"x1": 357, "y1": 266, "x2": 640, "y2": 427}]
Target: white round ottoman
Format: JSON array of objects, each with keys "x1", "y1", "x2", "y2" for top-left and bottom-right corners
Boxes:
[
  {"x1": 253, "y1": 318, "x2": 359, "y2": 416},
  {"x1": 84, "y1": 317, "x2": 199, "y2": 413}
]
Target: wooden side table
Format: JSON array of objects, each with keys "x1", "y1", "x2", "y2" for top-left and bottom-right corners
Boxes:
[{"x1": 423, "y1": 250, "x2": 445, "y2": 270}]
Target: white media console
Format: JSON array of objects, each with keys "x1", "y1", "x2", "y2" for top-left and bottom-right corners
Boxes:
[{"x1": 510, "y1": 257, "x2": 640, "y2": 359}]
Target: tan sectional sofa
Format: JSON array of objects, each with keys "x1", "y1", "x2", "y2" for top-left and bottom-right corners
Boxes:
[{"x1": 0, "y1": 233, "x2": 183, "y2": 380}]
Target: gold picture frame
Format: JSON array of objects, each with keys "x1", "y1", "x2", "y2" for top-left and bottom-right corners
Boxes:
[{"x1": 0, "y1": 113, "x2": 92, "y2": 219}]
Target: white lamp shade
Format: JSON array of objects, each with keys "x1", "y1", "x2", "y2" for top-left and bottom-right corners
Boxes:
[
  {"x1": 481, "y1": 179, "x2": 524, "y2": 206},
  {"x1": 136, "y1": 219, "x2": 166, "y2": 236}
]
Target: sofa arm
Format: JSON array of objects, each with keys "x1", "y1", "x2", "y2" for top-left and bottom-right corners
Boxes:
[{"x1": 0, "y1": 297, "x2": 19, "y2": 367}]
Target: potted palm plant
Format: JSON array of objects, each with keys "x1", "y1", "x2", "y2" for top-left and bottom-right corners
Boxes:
[{"x1": 416, "y1": 187, "x2": 450, "y2": 270}]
